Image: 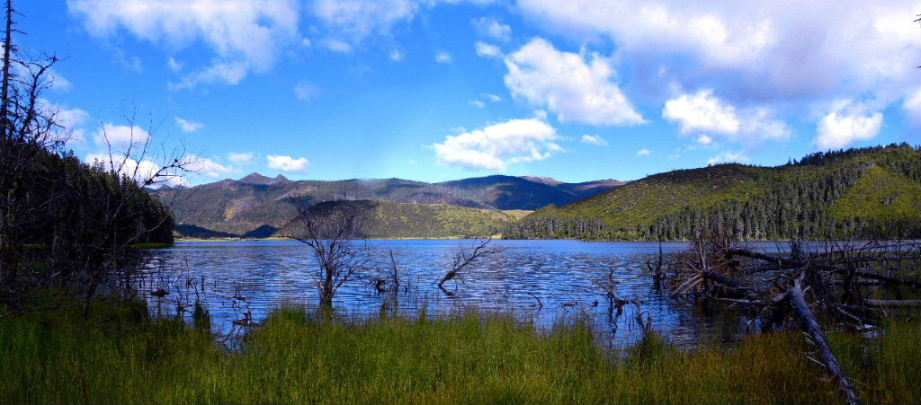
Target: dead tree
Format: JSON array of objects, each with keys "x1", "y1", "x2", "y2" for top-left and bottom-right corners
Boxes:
[
  {"x1": 437, "y1": 238, "x2": 494, "y2": 294},
  {"x1": 288, "y1": 203, "x2": 368, "y2": 306},
  {"x1": 782, "y1": 276, "x2": 861, "y2": 405}
]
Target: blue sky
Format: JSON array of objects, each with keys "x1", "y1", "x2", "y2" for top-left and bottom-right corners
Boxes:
[{"x1": 25, "y1": 0, "x2": 921, "y2": 185}]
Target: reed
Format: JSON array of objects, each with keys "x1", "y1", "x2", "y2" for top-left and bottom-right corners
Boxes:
[{"x1": 0, "y1": 299, "x2": 917, "y2": 404}]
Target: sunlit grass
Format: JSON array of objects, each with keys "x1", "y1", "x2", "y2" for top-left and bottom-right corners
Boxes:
[{"x1": 0, "y1": 299, "x2": 917, "y2": 404}]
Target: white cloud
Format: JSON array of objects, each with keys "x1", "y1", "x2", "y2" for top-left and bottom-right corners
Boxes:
[
  {"x1": 174, "y1": 117, "x2": 204, "y2": 133},
  {"x1": 313, "y1": 0, "x2": 417, "y2": 47},
  {"x1": 470, "y1": 93, "x2": 502, "y2": 108},
  {"x1": 68, "y1": 0, "x2": 300, "y2": 88},
  {"x1": 39, "y1": 99, "x2": 89, "y2": 144},
  {"x1": 580, "y1": 134, "x2": 608, "y2": 146},
  {"x1": 707, "y1": 151, "x2": 750, "y2": 165},
  {"x1": 93, "y1": 123, "x2": 151, "y2": 147},
  {"x1": 85, "y1": 153, "x2": 189, "y2": 188},
  {"x1": 435, "y1": 51, "x2": 452, "y2": 64},
  {"x1": 472, "y1": 17, "x2": 511, "y2": 41},
  {"x1": 433, "y1": 118, "x2": 561, "y2": 171},
  {"x1": 474, "y1": 41, "x2": 502, "y2": 58},
  {"x1": 517, "y1": 1, "x2": 921, "y2": 127},
  {"x1": 294, "y1": 81, "x2": 319, "y2": 101},
  {"x1": 504, "y1": 38, "x2": 644, "y2": 126},
  {"x1": 662, "y1": 89, "x2": 790, "y2": 143},
  {"x1": 902, "y1": 87, "x2": 921, "y2": 125},
  {"x1": 49, "y1": 69, "x2": 73, "y2": 91},
  {"x1": 815, "y1": 101, "x2": 884, "y2": 149},
  {"x1": 483, "y1": 93, "x2": 502, "y2": 102},
  {"x1": 167, "y1": 57, "x2": 182, "y2": 72},
  {"x1": 389, "y1": 49, "x2": 405, "y2": 61},
  {"x1": 636, "y1": 148, "x2": 652, "y2": 156},
  {"x1": 228, "y1": 152, "x2": 254, "y2": 163},
  {"x1": 322, "y1": 38, "x2": 353, "y2": 53},
  {"x1": 267, "y1": 154, "x2": 310, "y2": 172},
  {"x1": 663, "y1": 89, "x2": 740, "y2": 134},
  {"x1": 186, "y1": 154, "x2": 234, "y2": 178}
]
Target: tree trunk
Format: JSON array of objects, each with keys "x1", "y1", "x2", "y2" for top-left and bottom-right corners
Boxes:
[{"x1": 785, "y1": 281, "x2": 861, "y2": 405}]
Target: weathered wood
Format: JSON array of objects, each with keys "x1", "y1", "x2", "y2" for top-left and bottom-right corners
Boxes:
[
  {"x1": 731, "y1": 248, "x2": 921, "y2": 289},
  {"x1": 785, "y1": 280, "x2": 861, "y2": 405}
]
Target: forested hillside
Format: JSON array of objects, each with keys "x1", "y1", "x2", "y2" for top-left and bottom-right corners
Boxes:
[
  {"x1": 155, "y1": 174, "x2": 618, "y2": 238},
  {"x1": 505, "y1": 144, "x2": 921, "y2": 240},
  {"x1": 277, "y1": 200, "x2": 530, "y2": 238}
]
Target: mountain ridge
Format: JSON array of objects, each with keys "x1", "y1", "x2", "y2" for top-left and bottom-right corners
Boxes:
[{"x1": 154, "y1": 174, "x2": 622, "y2": 238}]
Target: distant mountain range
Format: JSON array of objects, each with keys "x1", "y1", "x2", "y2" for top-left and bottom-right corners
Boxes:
[
  {"x1": 153, "y1": 174, "x2": 623, "y2": 238},
  {"x1": 156, "y1": 144, "x2": 921, "y2": 241}
]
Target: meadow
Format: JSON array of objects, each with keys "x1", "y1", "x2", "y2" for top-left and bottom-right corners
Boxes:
[{"x1": 0, "y1": 298, "x2": 917, "y2": 405}]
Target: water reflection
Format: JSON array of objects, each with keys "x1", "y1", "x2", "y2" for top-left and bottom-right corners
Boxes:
[{"x1": 137, "y1": 239, "x2": 793, "y2": 348}]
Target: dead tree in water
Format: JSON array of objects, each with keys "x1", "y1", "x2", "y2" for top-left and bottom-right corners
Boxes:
[
  {"x1": 289, "y1": 203, "x2": 368, "y2": 306},
  {"x1": 438, "y1": 238, "x2": 494, "y2": 294},
  {"x1": 663, "y1": 228, "x2": 921, "y2": 405}
]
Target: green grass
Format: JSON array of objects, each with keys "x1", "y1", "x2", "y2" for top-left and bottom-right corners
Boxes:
[{"x1": 0, "y1": 299, "x2": 918, "y2": 404}]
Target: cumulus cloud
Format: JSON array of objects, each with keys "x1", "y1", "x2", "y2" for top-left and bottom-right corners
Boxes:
[
  {"x1": 663, "y1": 90, "x2": 740, "y2": 134},
  {"x1": 93, "y1": 123, "x2": 151, "y2": 147},
  {"x1": 469, "y1": 100, "x2": 486, "y2": 108},
  {"x1": 85, "y1": 153, "x2": 189, "y2": 188},
  {"x1": 636, "y1": 148, "x2": 652, "y2": 156},
  {"x1": 39, "y1": 99, "x2": 90, "y2": 144},
  {"x1": 186, "y1": 154, "x2": 234, "y2": 178},
  {"x1": 472, "y1": 17, "x2": 511, "y2": 41},
  {"x1": 504, "y1": 38, "x2": 644, "y2": 126},
  {"x1": 68, "y1": 0, "x2": 300, "y2": 88},
  {"x1": 662, "y1": 89, "x2": 790, "y2": 143},
  {"x1": 517, "y1": 1, "x2": 921, "y2": 123},
  {"x1": 433, "y1": 118, "x2": 561, "y2": 171},
  {"x1": 707, "y1": 150, "x2": 750, "y2": 165},
  {"x1": 228, "y1": 152, "x2": 254, "y2": 163},
  {"x1": 267, "y1": 154, "x2": 310, "y2": 172},
  {"x1": 175, "y1": 117, "x2": 204, "y2": 133},
  {"x1": 815, "y1": 101, "x2": 883, "y2": 150},
  {"x1": 49, "y1": 69, "x2": 73, "y2": 91},
  {"x1": 475, "y1": 41, "x2": 502, "y2": 58},
  {"x1": 580, "y1": 134, "x2": 608, "y2": 146}
]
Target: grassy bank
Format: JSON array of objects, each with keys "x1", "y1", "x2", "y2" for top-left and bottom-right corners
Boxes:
[{"x1": 0, "y1": 300, "x2": 918, "y2": 404}]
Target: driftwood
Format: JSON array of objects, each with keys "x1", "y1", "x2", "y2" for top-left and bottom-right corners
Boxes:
[{"x1": 783, "y1": 279, "x2": 861, "y2": 405}]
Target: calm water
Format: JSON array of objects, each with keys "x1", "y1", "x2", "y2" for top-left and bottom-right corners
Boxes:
[{"x1": 138, "y1": 239, "x2": 795, "y2": 348}]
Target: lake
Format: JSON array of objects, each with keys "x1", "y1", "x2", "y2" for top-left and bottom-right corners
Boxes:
[{"x1": 138, "y1": 239, "x2": 796, "y2": 348}]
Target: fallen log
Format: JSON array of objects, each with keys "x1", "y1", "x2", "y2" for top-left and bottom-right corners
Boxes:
[
  {"x1": 731, "y1": 248, "x2": 921, "y2": 289},
  {"x1": 702, "y1": 271, "x2": 748, "y2": 290},
  {"x1": 784, "y1": 280, "x2": 861, "y2": 405}
]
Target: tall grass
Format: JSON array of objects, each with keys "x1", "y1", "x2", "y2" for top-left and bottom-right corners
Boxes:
[{"x1": 0, "y1": 299, "x2": 917, "y2": 404}]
